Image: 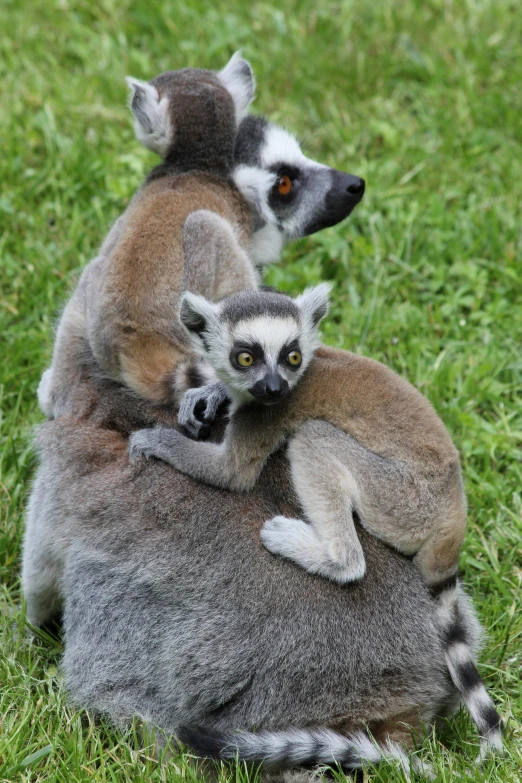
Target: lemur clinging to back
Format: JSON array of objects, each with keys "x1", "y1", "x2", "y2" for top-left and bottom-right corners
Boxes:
[
  {"x1": 129, "y1": 286, "x2": 503, "y2": 761},
  {"x1": 38, "y1": 53, "x2": 365, "y2": 422}
]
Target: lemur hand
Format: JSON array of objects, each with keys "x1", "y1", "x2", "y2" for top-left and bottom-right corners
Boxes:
[
  {"x1": 129, "y1": 426, "x2": 186, "y2": 465},
  {"x1": 178, "y1": 381, "x2": 229, "y2": 439}
]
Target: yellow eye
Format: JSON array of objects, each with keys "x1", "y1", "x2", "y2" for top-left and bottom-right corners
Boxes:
[
  {"x1": 237, "y1": 352, "x2": 254, "y2": 367},
  {"x1": 287, "y1": 350, "x2": 302, "y2": 367},
  {"x1": 277, "y1": 174, "x2": 292, "y2": 196}
]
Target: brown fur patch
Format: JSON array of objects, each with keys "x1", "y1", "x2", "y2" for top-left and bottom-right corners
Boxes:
[{"x1": 92, "y1": 172, "x2": 252, "y2": 403}]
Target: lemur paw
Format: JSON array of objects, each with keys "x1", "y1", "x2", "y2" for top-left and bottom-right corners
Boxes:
[
  {"x1": 178, "y1": 382, "x2": 229, "y2": 439},
  {"x1": 261, "y1": 516, "x2": 366, "y2": 584},
  {"x1": 260, "y1": 516, "x2": 312, "y2": 556},
  {"x1": 128, "y1": 428, "x2": 164, "y2": 463}
]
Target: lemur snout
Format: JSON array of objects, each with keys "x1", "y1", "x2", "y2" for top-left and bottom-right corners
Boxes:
[
  {"x1": 334, "y1": 171, "x2": 365, "y2": 201},
  {"x1": 302, "y1": 169, "x2": 365, "y2": 236},
  {"x1": 345, "y1": 175, "x2": 365, "y2": 196},
  {"x1": 250, "y1": 373, "x2": 289, "y2": 404}
]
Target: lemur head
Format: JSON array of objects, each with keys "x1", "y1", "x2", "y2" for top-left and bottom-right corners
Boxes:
[
  {"x1": 233, "y1": 116, "x2": 365, "y2": 265},
  {"x1": 126, "y1": 52, "x2": 255, "y2": 173},
  {"x1": 180, "y1": 285, "x2": 331, "y2": 406}
]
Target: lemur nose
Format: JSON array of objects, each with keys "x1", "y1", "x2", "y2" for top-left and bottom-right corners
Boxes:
[
  {"x1": 265, "y1": 379, "x2": 282, "y2": 397},
  {"x1": 264, "y1": 373, "x2": 289, "y2": 400},
  {"x1": 346, "y1": 177, "x2": 365, "y2": 196}
]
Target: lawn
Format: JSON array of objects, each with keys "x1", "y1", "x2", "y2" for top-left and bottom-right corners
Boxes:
[{"x1": 0, "y1": 0, "x2": 521, "y2": 780}]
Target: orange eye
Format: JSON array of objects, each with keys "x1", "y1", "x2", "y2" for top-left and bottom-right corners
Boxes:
[{"x1": 277, "y1": 174, "x2": 292, "y2": 196}]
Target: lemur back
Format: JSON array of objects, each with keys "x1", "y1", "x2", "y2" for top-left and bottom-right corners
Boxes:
[
  {"x1": 129, "y1": 286, "x2": 502, "y2": 760},
  {"x1": 40, "y1": 56, "x2": 258, "y2": 419},
  {"x1": 39, "y1": 55, "x2": 365, "y2": 420}
]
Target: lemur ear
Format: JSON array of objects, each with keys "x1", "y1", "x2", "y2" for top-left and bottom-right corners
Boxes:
[
  {"x1": 126, "y1": 77, "x2": 172, "y2": 158},
  {"x1": 180, "y1": 292, "x2": 218, "y2": 343},
  {"x1": 218, "y1": 52, "x2": 255, "y2": 125},
  {"x1": 295, "y1": 283, "x2": 332, "y2": 327}
]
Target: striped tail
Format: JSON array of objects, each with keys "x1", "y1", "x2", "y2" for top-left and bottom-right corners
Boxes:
[
  {"x1": 178, "y1": 725, "x2": 426, "y2": 778},
  {"x1": 432, "y1": 576, "x2": 503, "y2": 759}
]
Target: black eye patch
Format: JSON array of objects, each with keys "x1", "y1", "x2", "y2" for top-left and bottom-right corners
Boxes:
[
  {"x1": 230, "y1": 341, "x2": 265, "y2": 370},
  {"x1": 271, "y1": 164, "x2": 301, "y2": 180},
  {"x1": 269, "y1": 165, "x2": 301, "y2": 206},
  {"x1": 278, "y1": 339, "x2": 302, "y2": 370}
]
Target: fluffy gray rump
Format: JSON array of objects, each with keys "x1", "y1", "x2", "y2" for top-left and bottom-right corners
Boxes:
[{"x1": 58, "y1": 446, "x2": 457, "y2": 738}]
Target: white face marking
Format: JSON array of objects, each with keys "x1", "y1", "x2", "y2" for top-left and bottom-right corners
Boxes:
[
  {"x1": 204, "y1": 313, "x2": 314, "y2": 406},
  {"x1": 261, "y1": 126, "x2": 327, "y2": 172},
  {"x1": 261, "y1": 126, "x2": 306, "y2": 169},
  {"x1": 232, "y1": 316, "x2": 301, "y2": 370},
  {"x1": 232, "y1": 164, "x2": 277, "y2": 225},
  {"x1": 232, "y1": 164, "x2": 282, "y2": 264}
]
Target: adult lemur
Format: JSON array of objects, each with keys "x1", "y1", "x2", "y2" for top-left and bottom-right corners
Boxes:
[
  {"x1": 37, "y1": 54, "x2": 364, "y2": 422},
  {"x1": 129, "y1": 286, "x2": 502, "y2": 761}
]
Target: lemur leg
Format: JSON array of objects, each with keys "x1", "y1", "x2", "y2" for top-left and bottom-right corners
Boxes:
[
  {"x1": 22, "y1": 472, "x2": 66, "y2": 627},
  {"x1": 175, "y1": 210, "x2": 259, "y2": 427},
  {"x1": 412, "y1": 486, "x2": 466, "y2": 588},
  {"x1": 182, "y1": 210, "x2": 259, "y2": 300},
  {"x1": 261, "y1": 421, "x2": 366, "y2": 584},
  {"x1": 263, "y1": 421, "x2": 464, "y2": 589}
]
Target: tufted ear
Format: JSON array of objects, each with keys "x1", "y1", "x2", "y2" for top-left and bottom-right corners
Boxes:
[
  {"x1": 218, "y1": 52, "x2": 255, "y2": 125},
  {"x1": 126, "y1": 76, "x2": 173, "y2": 158},
  {"x1": 295, "y1": 283, "x2": 332, "y2": 327},
  {"x1": 180, "y1": 291, "x2": 219, "y2": 348}
]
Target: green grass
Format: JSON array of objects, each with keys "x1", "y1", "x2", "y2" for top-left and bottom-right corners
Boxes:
[{"x1": 1, "y1": 0, "x2": 521, "y2": 779}]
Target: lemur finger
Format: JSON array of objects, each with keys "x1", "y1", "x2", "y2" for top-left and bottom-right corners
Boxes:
[
  {"x1": 200, "y1": 382, "x2": 230, "y2": 422},
  {"x1": 178, "y1": 390, "x2": 207, "y2": 437}
]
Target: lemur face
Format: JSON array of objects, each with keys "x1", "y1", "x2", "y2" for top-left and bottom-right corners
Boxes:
[
  {"x1": 180, "y1": 285, "x2": 331, "y2": 405},
  {"x1": 233, "y1": 116, "x2": 365, "y2": 265}
]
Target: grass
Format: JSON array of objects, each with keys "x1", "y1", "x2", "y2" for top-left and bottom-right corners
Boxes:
[{"x1": 0, "y1": 0, "x2": 521, "y2": 779}]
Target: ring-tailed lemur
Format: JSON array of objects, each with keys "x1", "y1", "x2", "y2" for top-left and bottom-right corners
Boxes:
[
  {"x1": 37, "y1": 54, "x2": 364, "y2": 421},
  {"x1": 129, "y1": 286, "x2": 503, "y2": 762}
]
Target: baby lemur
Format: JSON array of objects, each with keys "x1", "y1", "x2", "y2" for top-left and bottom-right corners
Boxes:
[
  {"x1": 38, "y1": 55, "x2": 365, "y2": 420},
  {"x1": 129, "y1": 285, "x2": 502, "y2": 757}
]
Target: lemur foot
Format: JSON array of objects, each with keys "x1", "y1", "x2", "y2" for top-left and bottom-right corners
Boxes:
[
  {"x1": 129, "y1": 426, "x2": 184, "y2": 465},
  {"x1": 261, "y1": 516, "x2": 366, "y2": 584},
  {"x1": 178, "y1": 381, "x2": 230, "y2": 439}
]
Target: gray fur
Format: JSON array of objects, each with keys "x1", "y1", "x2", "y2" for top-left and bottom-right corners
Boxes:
[
  {"x1": 127, "y1": 53, "x2": 255, "y2": 169},
  {"x1": 219, "y1": 290, "x2": 300, "y2": 326},
  {"x1": 235, "y1": 116, "x2": 268, "y2": 168},
  {"x1": 26, "y1": 406, "x2": 479, "y2": 761},
  {"x1": 23, "y1": 300, "x2": 490, "y2": 772}
]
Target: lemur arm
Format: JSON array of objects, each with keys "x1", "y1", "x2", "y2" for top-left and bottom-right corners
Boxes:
[
  {"x1": 182, "y1": 210, "x2": 259, "y2": 300},
  {"x1": 129, "y1": 408, "x2": 287, "y2": 492}
]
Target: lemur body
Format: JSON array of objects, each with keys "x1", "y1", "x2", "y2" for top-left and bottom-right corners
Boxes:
[
  {"x1": 129, "y1": 286, "x2": 503, "y2": 760},
  {"x1": 38, "y1": 55, "x2": 364, "y2": 419}
]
